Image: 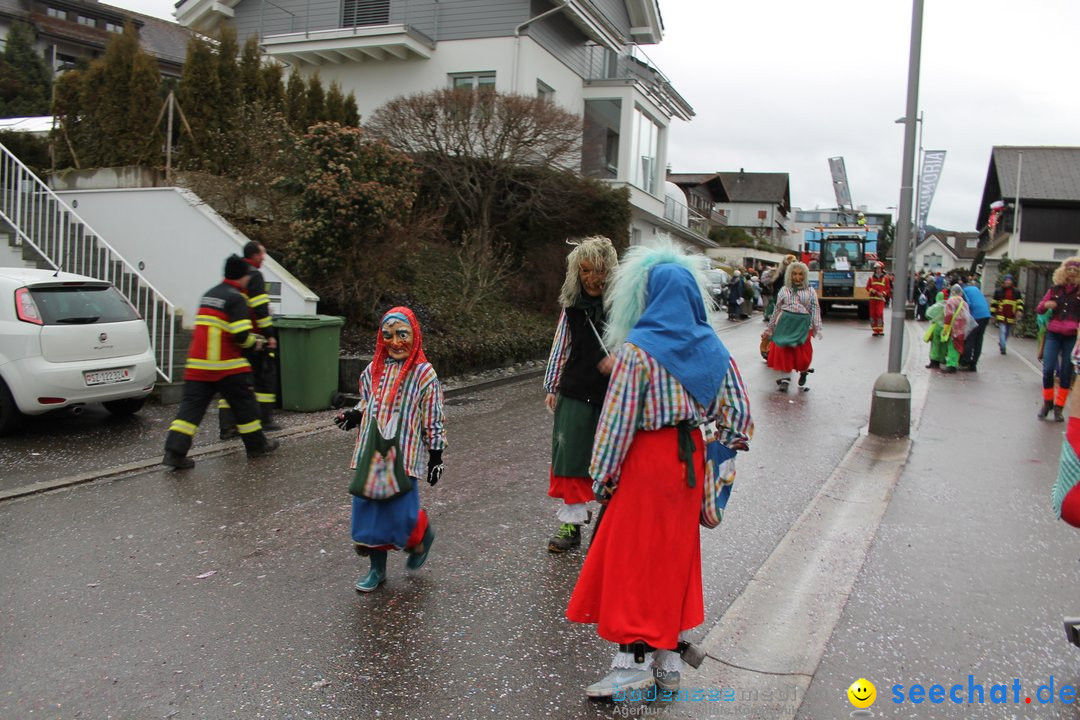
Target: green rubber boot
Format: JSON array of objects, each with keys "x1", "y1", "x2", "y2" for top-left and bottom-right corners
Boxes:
[
  {"x1": 405, "y1": 526, "x2": 435, "y2": 571},
  {"x1": 355, "y1": 550, "x2": 387, "y2": 592}
]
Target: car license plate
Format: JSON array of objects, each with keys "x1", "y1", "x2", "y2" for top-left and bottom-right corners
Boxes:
[{"x1": 84, "y1": 367, "x2": 132, "y2": 386}]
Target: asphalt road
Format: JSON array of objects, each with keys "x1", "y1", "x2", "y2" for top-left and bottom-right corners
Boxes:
[{"x1": 0, "y1": 312, "x2": 912, "y2": 719}]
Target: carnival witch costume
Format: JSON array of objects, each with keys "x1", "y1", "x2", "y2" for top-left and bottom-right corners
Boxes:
[
  {"x1": 565, "y1": 240, "x2": 753, "y2": 698},
  {"x1": 335, "y1": 307, "x2": 446, "y2": 592},
  {"x1": 763, "y1": 261, "x2": 822, "y2": 392},
  {"x1": 542, "y1": 236, "x2": 618, "y2": 553}
]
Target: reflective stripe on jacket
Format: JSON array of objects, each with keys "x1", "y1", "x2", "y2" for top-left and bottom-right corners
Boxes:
[{"x1": 184, "y1": 279, "x2": 256, "y2": 381}]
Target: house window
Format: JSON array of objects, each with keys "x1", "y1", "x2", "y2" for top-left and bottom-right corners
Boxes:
[
  {"x1": 77, "y1": 16, "x2": 96, "y2": 27},
  {"x1": 966, "y1": 238, "x2": 979, "y2": 249},
  {"x1": 536, "y1": 80, "x2": 554, "y2": 103},
  {"x1": 1053, "y1": 248, "x2": 1075, "y2": 260},
  {"x1": 924, "y1": 252, "x2": 943, "y2": 270},
  {"x1": 631, "y1": 107, "x2": 660, "y2": 195},
  {"x1": 46, "y1": 7, "x2": 66, "y2": 19},
  {"x1": 582, "y1": 98, "x2": 620, "y2": 180},
  {"x1": 105, "y1": 22, "x2": 122, "y2": 32},
  {"x1": 342, "y1": 0, "x2": 389, "y2": 27},
  {"x1": 450, "y1": 72, "x2": 495, "y2": 90}
]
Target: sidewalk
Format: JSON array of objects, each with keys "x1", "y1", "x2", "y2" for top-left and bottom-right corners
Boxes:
[
  {"x1": 669, "y1": 323, "x2": 1080, "y2": 719},
  {"x1": 799, "y1": 328, "x2": 1080, "y2": 718}
]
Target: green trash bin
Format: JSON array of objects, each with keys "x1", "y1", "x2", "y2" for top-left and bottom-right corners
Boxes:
[{"x1": 274, "y1": 314, "x2": 345, "y2": 411}]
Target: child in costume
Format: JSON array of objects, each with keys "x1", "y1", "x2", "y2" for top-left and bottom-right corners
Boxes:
[
  {"x1": 542, "y1": 236, "x2": 618, "y2": 553},
  {"x1": 940, "y1": 284, "x2": 972, "y2": 374},
  {"x1": 335, "y1": 307, "x2": 445, "y2": 592},
  {"x1": 762, "y1": 261, "x2": 822, "y2": 392},
  {"x1": 565, "y1": 239, "x2": 753, "y2": 699},
  {"x1": 923, "y1": 291, "x2": 947, "y2": 369}
]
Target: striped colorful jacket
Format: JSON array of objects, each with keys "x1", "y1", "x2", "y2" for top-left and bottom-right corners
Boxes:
[
  {"x1": 590, "y1": 343, "x2": 753, "y2": 487},
  {"x1": 183, "y1": 279, "x2": 257, "y2": 381},
  {"x1": 543, "y1": 310, "x2": 570, "y2": 394},
  {"x1": 350, "y1": 360, "x2": 446, "y2": 480}
]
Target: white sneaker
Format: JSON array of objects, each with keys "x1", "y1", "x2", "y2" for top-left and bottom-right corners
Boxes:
[{"x1": 584, "y1": 667, "x2": 654, "y2": 698}]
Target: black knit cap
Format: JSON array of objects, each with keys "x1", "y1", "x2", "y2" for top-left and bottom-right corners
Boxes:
[{"x1": 224, "y1": 254, "x2": 249, "y2": 280}]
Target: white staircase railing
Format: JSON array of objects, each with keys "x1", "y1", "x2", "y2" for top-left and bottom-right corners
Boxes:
[{"x1": 0, "y1": 145, "x2": 177, "y2": 382}]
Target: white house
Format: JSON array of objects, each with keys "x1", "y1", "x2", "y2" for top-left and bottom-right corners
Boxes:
[
  {"x1": 914, "y1": 231, "x2": 980, "y2": 275},
  {"x1": 174, "y1": 0, "x2": 712, "y2": 250}
]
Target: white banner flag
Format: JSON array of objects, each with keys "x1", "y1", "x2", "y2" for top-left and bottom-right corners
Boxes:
[{"x1": 917, "y1": 150, "x2": 947, "y2": 232}]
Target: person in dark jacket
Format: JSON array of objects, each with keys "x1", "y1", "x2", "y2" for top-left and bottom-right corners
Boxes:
[
  {"x1": 162, "y1": 255, "x2": 279, "y2": 469},
  {"x1": 727, "y1": 271, "x2": 745, "y2": 321},
  {"x1": 991, "y1": 274, "x2": 1024, "y2": 354},
  {"x1": 220, "y1": 241, "x2": 280, "y2": 437}
]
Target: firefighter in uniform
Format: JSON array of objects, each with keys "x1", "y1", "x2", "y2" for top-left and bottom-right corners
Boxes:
[
  {"x1": 219, "y1": 241, "x2": 281, "y2": 437},
  {"x1": 162, "y1": 255, "x2": 280, "y2": 469},
  {"x1": 866, "y1": 261, "x2": 891, "y2": 337},
  {"x1": 991, "y1": 273, "x2": 1024, "y2": 354}
]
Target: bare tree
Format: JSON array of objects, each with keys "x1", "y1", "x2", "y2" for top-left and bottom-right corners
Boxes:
[{"x1": 367, "y1": 88, "x2": 582, "y2": 310}]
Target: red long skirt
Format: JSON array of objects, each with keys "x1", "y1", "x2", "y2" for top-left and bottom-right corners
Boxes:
[
  {"x1": 766, "y1": 332, "x2": 813, "y2": 373},
  {"x1": 566, "y1": 426, "x2": 704, "y2": 649}
]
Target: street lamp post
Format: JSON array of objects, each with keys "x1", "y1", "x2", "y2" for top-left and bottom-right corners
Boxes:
[{"x1": 869, "y1": 0, "x2": 923, "y2": 439}]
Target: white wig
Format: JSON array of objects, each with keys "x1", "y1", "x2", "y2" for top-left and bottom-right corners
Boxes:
[
  {"x1": 785, "y1": 261, "x2": 810, "y2": 289},
  {"x1": 558, "y1": 236, "x2": 619, "y2": 308},
  {"x1": 602, "y1": 236, "x2": 714, "y2": 350}
]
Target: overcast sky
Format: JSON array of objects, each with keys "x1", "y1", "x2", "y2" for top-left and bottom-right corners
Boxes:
[{"x1": 110, "y1": 0, "x2": 1080, "y2": 232}]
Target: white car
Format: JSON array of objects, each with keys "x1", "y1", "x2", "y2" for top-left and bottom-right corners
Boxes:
[{"x1": 0, "y1": 268, "x2": 156, "y2": 434}]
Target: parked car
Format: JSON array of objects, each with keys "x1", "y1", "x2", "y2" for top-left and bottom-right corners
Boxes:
[
  {"x1": 707, "y1": 269, "x2": 730, "y2": 305},
  {"x1": 0, "y1": 268, "x2": 156, "y2": 434}
]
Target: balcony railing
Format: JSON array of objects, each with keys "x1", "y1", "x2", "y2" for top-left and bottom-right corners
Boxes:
[
  {"x1": 583, "y1": 43, "x2": 693, "y2": 121},
  {"x1": 663, "y1": 195, "x2": 711, "y2": 240},
  {"x1": 258, "y1": 0, "x2": 437, "y2": 42}
]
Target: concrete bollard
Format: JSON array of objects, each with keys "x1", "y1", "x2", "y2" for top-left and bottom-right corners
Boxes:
[{"x1": 869, "y1": 372, "x2": 911, "y2": 438}]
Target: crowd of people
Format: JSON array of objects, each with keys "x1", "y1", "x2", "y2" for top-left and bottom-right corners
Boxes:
[
  {"x1": 915, "y1": 258, "x2": 1080, "y2": 425},
  {"x1": 160, "y1": 237, "x2": 1080, "y2": 700}
]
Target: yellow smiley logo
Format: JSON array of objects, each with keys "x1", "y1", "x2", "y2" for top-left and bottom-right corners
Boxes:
[{"x1": 847, "y1": 678, "x2": 876, "y2": 709}]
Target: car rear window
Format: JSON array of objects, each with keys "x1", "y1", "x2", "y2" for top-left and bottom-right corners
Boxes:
[{"x1": 29, "y1": 285, "x2": 139, "y2": 324}]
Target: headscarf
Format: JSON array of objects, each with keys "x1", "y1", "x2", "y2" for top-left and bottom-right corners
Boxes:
[
  {"x1": 603, "y1": 239, "x2": 729, "y2": 407},
  {"x1": 369, "y1": 306, "x2": 428, "y2": 412},
  {"x1": 625, "y1": 263, "x2": 730, "y2": 407}
]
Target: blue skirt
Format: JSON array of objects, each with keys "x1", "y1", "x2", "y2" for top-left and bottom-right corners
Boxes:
[{"x1": 350, "y1": 479, "x2": 420, "y2": 549}]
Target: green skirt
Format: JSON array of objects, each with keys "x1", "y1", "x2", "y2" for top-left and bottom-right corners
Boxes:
[
  {"x1": 551, "y1": 394, "x2": 602, "y2": 477},
  {"x1": 772, "y1": 310, "x2": 812, "y2": 347}
]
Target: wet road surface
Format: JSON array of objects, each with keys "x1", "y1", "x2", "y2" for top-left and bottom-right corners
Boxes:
[{"x1": 1, "y1": 314, "x2": 905, "y2": 718}]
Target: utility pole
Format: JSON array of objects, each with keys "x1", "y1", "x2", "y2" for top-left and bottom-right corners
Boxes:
[{"x1": 870, "y1": 0, "x2": 923, "y2": 438}]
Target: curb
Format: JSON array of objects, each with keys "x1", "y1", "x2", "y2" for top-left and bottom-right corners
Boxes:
[{"x1": 0, "y1": 368, "x2": 546, "y2": 503}]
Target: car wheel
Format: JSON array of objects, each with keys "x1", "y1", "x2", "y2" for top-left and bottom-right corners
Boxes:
[
  {"x1": 0, "y1": 379, "x2": 22, "y2": 436},
  {"x1": 102, "y1": 397, "x2": 146, "y2": 416}
]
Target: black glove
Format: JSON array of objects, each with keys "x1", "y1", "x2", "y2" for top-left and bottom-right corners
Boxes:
[
  {"x1": 427, "y1": 449, "x2": 444, "y2": 486},
  {"x1": 593, "y1": 478, "x2": 614, "y2": 505},
  {"x1": 334, "y1": 409, "x2": 362, "y2": 431}
]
